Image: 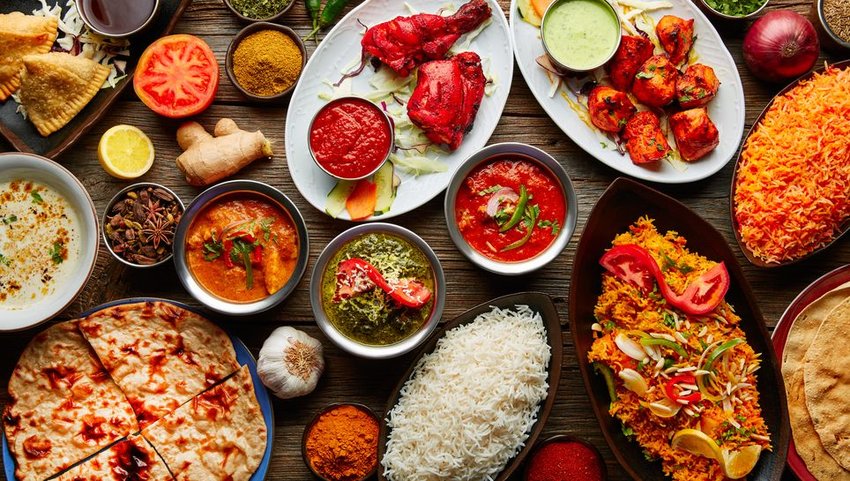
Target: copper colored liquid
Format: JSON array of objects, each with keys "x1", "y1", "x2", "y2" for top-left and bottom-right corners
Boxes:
[{"x1": 80, "y1": 0, "x2": 156, "y2": 35}]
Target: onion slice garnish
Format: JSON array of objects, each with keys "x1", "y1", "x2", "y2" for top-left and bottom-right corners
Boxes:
[
  {"x1": 615, "y1": 333, "x2": 648, "y2": 362},
  {"x1": 485, "y1": 187, "x2": 518, "y2": 217}
]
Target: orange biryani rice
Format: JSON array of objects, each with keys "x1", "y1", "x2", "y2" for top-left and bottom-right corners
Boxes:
[
  {"x1": 589, "y1": 218, "x2": 770, "y2": 481},
  {"x1": 734, "y1": 65, "x2": 850, "y2": 264}
]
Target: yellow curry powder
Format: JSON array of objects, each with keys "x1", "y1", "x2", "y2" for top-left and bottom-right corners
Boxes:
[
  {"x1": 305, "y1": 404, "x2": 379, "y2": 481},
  {"x1": 232, "y1": 29, "x2": 302, "y2": 97}
]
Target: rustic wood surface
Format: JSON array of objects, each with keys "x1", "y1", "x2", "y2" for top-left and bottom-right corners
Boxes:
[{"x1": 0, "y1": 0, "x2": 845, "y2": 479}]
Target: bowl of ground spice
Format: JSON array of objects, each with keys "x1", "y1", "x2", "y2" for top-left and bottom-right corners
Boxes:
[
  {"x1": 813, "y1": 0, "x2": 850, "y2": 53},
  {"x1": 302, "y1": 403, "x2": 380, "y2": 481},
  {"x1": 226, "y1": 23, "x2": 306, "y2": 102},
  {"x1": 524, "y1": 435, "x2": 607, "y2": 481},
  {"x1": 223, "y1": 0, "x2": 294, "y2": 23}
]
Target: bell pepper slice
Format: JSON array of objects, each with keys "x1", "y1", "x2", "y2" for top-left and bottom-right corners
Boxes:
[
  {"x1": 640, "y1": 337, "x2": 688, "y2": 358},
  {"x1": 500, "y1": 185, "x2": 528, "y2": 232},
  {"x1": 703, "y1": 338, "x2": 744, "y2": 371},
  {"x1": 502, "y1": 204, "x2": 538, "y2": 252},
  {"x1": 593, "y1": 362, "x2": 618, "y2": 406},
  {"x1": 664, "y1": 373, "x2": 702, "y2": 404}
]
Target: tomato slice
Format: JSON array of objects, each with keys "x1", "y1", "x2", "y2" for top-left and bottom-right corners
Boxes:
[
  {"x1": 334, "y1": 258, "x2": 379, "y2": 301},
  {"x1": 133, "y1": 34, "x2": 219, "y2": 119},
  {"x1": 387, "y1": 278, "x2": 432, "y2": 308},
  {"x1": 599, "y1": 244, "x2": 661, "y2": 292},
  {"x1": 666, "y1": 262, "x2": 730, "y2": 315}
]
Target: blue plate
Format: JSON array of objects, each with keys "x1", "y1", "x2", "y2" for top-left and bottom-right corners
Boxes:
[{"x1": 3, "y1": 298, "x2": 273, "y2": 481}]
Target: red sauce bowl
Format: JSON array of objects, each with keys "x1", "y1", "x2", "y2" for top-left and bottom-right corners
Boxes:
[
  {"x1": 308, "y1": 97, "x2": 395, "y2": 181},
  {"x1": 524, "y1": 434, "x2": 608, "y2": 481}
]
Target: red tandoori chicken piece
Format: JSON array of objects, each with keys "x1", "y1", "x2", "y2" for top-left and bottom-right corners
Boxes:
[
  {"x1": 656, "y1": 15, "x2": 695, "y2": 65},
  {"x1": 606, "y1": 35, "x2": 655, "y2": 91},
  {"x1": 676, "y1": 63, "x2": 720, "y2": 108},
  {"x1": 361, "y1": 0, "x2": 492, "y2": 77},
  {"x1": 407, "y1": 51, "x2": 487, "y2": 151},
  {"x1": 669, "y1": 108, "x2": 719, "y2": 161},
  {"x1": 587, "y1": 86, "x2": 636, "y2": 133},
  {"x1": 632, "y1": 55, "x2": 679, "y2": 107},
  {"x1": 623, "y1": 111, "x2": 671, "y2": 164}
]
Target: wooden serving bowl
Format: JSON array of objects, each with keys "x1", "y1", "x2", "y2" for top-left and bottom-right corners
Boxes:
[
  {"x1": 377, "y1": 292, "x2": 564, "y2": 481},
  {"x1": 570, "y1": 177, "x2": 789, "y2": 481},
  {"x1": 729, "y1": 59, "x2": 850, "y2": 268}
]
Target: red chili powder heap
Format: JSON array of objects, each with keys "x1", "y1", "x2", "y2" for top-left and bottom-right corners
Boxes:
[{"x1": 526, "y1": 440, "x2": 604, "y2": 481}]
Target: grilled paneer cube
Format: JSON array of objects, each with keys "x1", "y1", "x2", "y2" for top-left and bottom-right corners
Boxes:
[
  {"x1": 656, "y1": 15, "x2": 695, "y2": 65},
  {"x1": 623, "y1": 111, "x2": 671, "y2": 164},
  {"x1": 588, "y1": 86, "x2": 637, "y2": 133},
  {"x1": 677, "y1": 64, "x2": 719, "y2": 108},
  {"x1": 606, "y1": 35, "x2": 655, "y2": 91},
  {"x1": 632, "y1": 55, "x2": 679, "y2": 107},
  {"x1": 669, "y1": 107, "x2": 719, "y2": 161}
]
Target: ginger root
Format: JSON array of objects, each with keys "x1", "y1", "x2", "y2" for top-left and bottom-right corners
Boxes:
[{"x1": 175, "y1": 118, "x2": 273, "y2": 186}]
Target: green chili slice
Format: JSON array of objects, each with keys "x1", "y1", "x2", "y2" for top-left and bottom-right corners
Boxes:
[
  {"x1": 640, "y1": 337, "x2": 687, "y2": 358},
  {"x1": 593, "y1": 362, "x2": 618, "y2": 405},
  {"x1": 500, "y1": 185, "x2": 528, "y2": 232},
  {"x1": 501, "y1": 204, "x2": 537, "y2": 252},
  {"x1": 703, "y1": 338, "x2": 744, "y2": 371}
]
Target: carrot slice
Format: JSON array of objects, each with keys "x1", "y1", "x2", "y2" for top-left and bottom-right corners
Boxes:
[
  {"x1": 532, "y1": 0, "x2": 554, "y2": 17},
  {"x1": 345, "y1": 180, "x2": 377, "y2": 220}
]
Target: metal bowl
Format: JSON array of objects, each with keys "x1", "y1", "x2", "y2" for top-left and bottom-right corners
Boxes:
[
  {"x1": 301, "y1": 403, "x2": 380, "y2": 481},
  {"x1": 102, "y1": 182, "x2": 185, "y2": 269},
  {"x1": 540, "y1": 0, "x2": 622, "y2": 74},
  {"x1": 811, "y1": 0, "x2": 850, "y2": 54},
  {"x1": 222, "y1": 0, "x2": 295, "y2": 23},
  {"x1": 173, "y1": 180, "x2": 309, "y2": 316},
  {"x1": 523, "y1": 435, "x2": 608, "y2": 481},
  {"x1": 225, "y1": 23, "x2": 306, "y2": 103},
  {"x1": 695, "y1": 0, "x2": 769, "y2": 20},
  {"x1": 310, "y1": 223, "x2": 445, "y2": 359},
  {"x1": 444, "y1": 143, "x2": 577, "y2": 276},
  {"x1": 307, "y1": 96, "x2": 395, "y2": 181},
  {"x1": 77, "y1": 0, "x2": 161, "y2": 37}
]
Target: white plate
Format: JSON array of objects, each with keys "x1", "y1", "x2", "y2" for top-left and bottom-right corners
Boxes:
[
  {"x1": 286, "y1": 0, "x2": 513, "y2": 220},
  {"x1": 509, "y1": 0, "x2": 745, "y2": 184}
]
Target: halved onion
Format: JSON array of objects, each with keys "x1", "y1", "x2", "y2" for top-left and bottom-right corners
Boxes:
[
  {"x1": 640, "y1": 398, "x2": 681, "y2": 418},
  {"x1": 615, "y1": 333, "x2": 648, "y2": 361},
  {"x1": 619, "y1": 368, "x2": 648, "y2": 396}
]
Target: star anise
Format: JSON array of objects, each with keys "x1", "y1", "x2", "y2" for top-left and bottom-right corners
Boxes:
[{"x1": 141, "y1": 215, "x2": 174, "y2": 250}]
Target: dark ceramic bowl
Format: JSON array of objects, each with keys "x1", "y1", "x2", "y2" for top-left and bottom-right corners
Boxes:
[
  {"x1": 523, "y1": 435, "x2": 608, "y2": 481},
  {"x1": 225, "y1": 22, "x2": 306, "y2": 103},
  {"x1": 77, "y1": 0, "x2": 162, "y2": 37},
  {"x1": 302, "y1": 403, "x2": 380, "y2": 481},
  {"x1": 378, "y1": 292, "x2": 563, "y2": 481},
  {"x1": 222, "y1": 0, "x2": 295, "y2": 23},
  {"x1": 570, "y1": 178, "x2": 789, "y2": 481}
]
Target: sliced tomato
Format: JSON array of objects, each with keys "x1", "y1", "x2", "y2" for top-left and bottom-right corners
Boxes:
[
  {"x1": 334, "y1": 258, "x2": 377, "y2": 301},
  {"x1": 133, "y1": 34, "x2": 219, "y2": 119},
  {"x1": 666, "y1": 262, "x2": 730, "y2": 315},
  {"x1": 599, "y1": 244, "x2": 661, "y2": 292},
  {"x1": 387, "y1": 278, "x2": 432, "y2": 308}
]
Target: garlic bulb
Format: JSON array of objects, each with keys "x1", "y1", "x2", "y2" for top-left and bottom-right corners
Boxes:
[{"x1": 257, "y1": 327, "x2": 324, "y2": 399}]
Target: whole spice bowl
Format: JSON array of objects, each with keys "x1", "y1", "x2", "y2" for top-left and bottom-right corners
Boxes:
[
  {"x1": 812, "y1": 0, "x2": 850, "y2": 53},
  {"x1": 225, "y1": 22, "x2": 306, "y2": 102},
  {"x1": 695, "y1": 0, "x2": 769, "y2": 20},
  {"x1": 222, "y1": 0, "x2": 295, "y2": 23},
  {"x1": 102, "y1": 182, "x2": 184, "y2": 269},
  {"x1": 523, "y1": 435, "x2": 607, "y2": 481},
  {"x1": 301, "y1": 403, "x2": 380, "y2": 481}
]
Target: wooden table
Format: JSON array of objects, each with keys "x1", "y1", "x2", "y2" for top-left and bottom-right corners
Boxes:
[{"x1": 0, "y1": 0, "x2": 845, "y2": 479}]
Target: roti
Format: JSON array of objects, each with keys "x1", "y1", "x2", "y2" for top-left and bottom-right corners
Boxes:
[
  {"x1": 55, "y1": 435, "x2": 173, "y2": 481},
  {"x1": 3, "y1": 321, "x2": 138, "y2": 481},
  {"x1": 804, "y1": 296, "x2": 850, "y2": 472},
  {"x1": 782, "y1": 283, "x2": 850, "y2": 480},
  {"x1": 142, "y1": 366, "x2": 267, "y2": 481},
  {"x1": 78, "y1": 301, "x2": 240, "y2": 427}
]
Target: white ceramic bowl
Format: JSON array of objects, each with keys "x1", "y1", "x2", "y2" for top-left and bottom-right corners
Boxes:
[{"x1": 0, "y1": 153, "x2": 98, "y2": 331}]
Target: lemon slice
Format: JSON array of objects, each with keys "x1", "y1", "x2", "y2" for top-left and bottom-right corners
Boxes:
[
  {"x1": 722, "y1": 445, "x2": 762, "y2": 479},
  {"x1": 671, "y1": 429, "x2": 723, "y2": 461},
  {"x1": 98, "y1": 124, "x2": 155, "y2": 179}
]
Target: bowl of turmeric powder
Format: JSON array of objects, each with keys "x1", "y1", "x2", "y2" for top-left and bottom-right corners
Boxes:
[
  {"x1": 226, "y1": 22, "x2": 306, "y2": 102},
  {"x1": 302, "y1": 403, "x2": 380, "y2": 481}
]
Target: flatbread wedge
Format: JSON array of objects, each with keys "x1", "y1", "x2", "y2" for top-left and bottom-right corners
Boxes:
[
  {"x1": 78, "y1": 301, "x2": 240, "y2": 428},
  {"x1": 0, "y1": 12, "x2": 58, "y2": 101},
  {"x1": 19, "y1": 52, "x2": 110, "y2": 136},
  {"x1": 781, "y1": 284, "x2": 850, "y2": 480},
  {"x1": 2, "y1": 321, "x2": 139, "y2": 481},
  {"x1": 142, "y1": 366, "x2": 267, "y2": 481},
  {"x1": 55, "y1": 434, "x2": 174, "y2": 481}
]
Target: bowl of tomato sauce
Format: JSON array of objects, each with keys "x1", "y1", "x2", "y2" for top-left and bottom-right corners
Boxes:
[
  {"x1": 445, "y1": 143, "x2": 577, "y2": 275},
  {"x1": 308, "y1": 96, "x2": 395, "y2": 181}
]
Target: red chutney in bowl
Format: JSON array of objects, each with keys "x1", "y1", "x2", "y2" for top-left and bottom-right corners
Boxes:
[
  {"x1": 309, "y1": 97, "x2": 393, "y2": 180},
  {"x1": 455, "y1": 156, "x2": 566, "y2": 262}
]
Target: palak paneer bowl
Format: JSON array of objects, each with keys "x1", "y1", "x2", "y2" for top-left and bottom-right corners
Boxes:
[
  {"x1": 310, "y1": 223, "x2": 445, "y2": 359},
  {"x1": 173, "y1": 180, "x2": 309, "y2": 315}
]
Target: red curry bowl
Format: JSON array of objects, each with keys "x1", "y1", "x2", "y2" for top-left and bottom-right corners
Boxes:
[{"x1": 523, "y1": 434, "x2": 608, "y2": 481}]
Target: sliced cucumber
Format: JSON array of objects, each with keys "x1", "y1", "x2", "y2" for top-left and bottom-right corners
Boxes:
[
  {"x1": 374, "y1": 161, "x2": 396, "y2": 215},
  {"x1": 325, "y1": 180, "x2": 357, "y2": 218}
]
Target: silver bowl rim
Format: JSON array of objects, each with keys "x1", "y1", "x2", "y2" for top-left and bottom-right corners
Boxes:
[
  {"x1": 307, "y1": 96, "x2": 395, "y2": 181},
  {"x1": 309, "y1": 222, "x2": 446, "y2": 359},
  {"x1": 695, "y1": 0, "x2": 769, "y2": 20},
  {"x1": 102, "y1": 182, "x2": 185, "y2": 269},
  {"x1": 815, "y1": 0, "x2": 850, "y2": 49},
  {"x1": 443, "y1": 142, "x2": 578, "y2": 276},
  {"x1": 77, "y1": 0, "x2": 162, "y2": 37},
  {"x1": 540, "y1": 0, "x2": 622, "y2": 73},
  {"x1": 173, "y1": 180, "x2": 310, "y2": 316}
]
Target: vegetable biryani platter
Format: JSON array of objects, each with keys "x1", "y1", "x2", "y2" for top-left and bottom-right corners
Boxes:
[
  {"x1": 2, "y1": 299, "x2": 274, "y2": 481},
  {"x1": 0, "y1": 0, "x2": 191, "y2": 158},
  {"x1": 509, "y1": 0, "x2": 745, "y2": 183},
  {"x1": 773, "y1": 265, "x2": 850, "y2": 481},
  {"x1": 731, "y1": 60, "x2": 850, "y2": 268},
  {"x1": 570, "y1": 178, "x2": 789, "y2": 481},
  {"x1": 286, "y1": 0, "x2": 513, "y2": 221},
  {"x1": 378, "y1": 292, "x2": 562, "y2": 481}
]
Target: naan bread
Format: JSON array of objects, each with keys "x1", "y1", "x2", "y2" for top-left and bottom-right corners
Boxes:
[
  {"x1": 0, "y1": 12, "x2": 58, "y2": 101},
  {"x1": 142, "y1": 366, "x2": 267, "y2": 481},
  {"x1": 2, "y1": 321, "x2": 139, "y2": 481},
  {"x1": 55, "y1": 435, "x2": 173, "y2": 481},
  {"x1": 782, "y1": 284, "x2": 850, "y2": 480},
  {"x1": 79, "y1": 301, "x2": 240, "y2": 428},
  {"x1": 804, "y1": 296, "x2": 850, "y2": 472},
  {"x1": 19, "y1": 52, "x2": 109, "y2": 136}
]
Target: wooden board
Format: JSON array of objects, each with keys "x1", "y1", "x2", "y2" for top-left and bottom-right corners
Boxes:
[{"x1": 0, "y1": 1, "x2": 842, "y2": 480}]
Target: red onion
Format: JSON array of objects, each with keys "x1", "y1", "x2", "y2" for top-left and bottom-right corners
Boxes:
[
  {"x1": 486, "y1": 188, "x2": 517, "y2": 217},
  {"x1": 743, "y1": 11, "x2": 820, "y2": 83}
]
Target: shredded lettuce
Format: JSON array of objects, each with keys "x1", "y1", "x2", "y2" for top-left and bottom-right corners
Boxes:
[{"x1": 389, "y1": 153, "x2": 448, "y2": 176}]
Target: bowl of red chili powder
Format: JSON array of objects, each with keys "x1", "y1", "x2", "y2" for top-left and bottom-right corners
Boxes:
[
  {"x1": 524, "y1": 435, "x2": 607, "y2": 481},
  {"x1": 302, "y1": 403, "x2": 380, "y2": 481}
]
